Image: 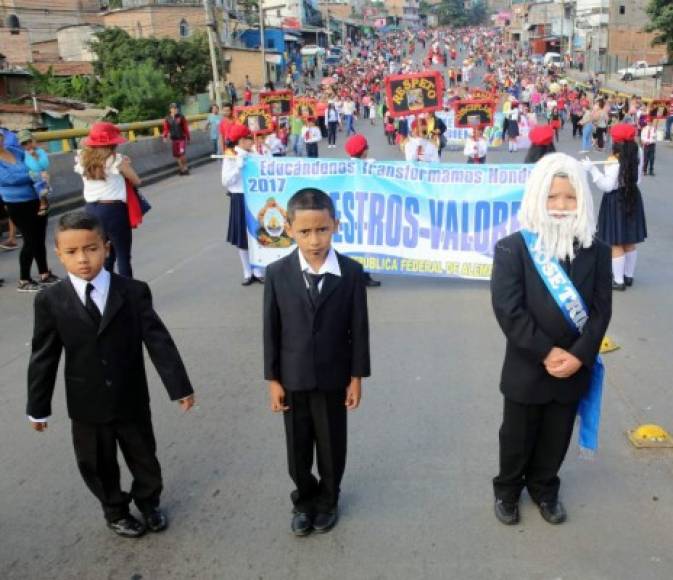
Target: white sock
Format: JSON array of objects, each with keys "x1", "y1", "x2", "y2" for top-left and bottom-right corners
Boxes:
[
  {"x1": 624, "y1": 250, "x2": 637, "y2": 278},
  {"x1": 612, "y1": 256, "x2": 626, "y2": 284},
  {"x1": 238, "y1": 249, "x2": 252, "y2": 279},
  {"x1": 252, "y1": 266, "x2": 265, "y2": 278}
]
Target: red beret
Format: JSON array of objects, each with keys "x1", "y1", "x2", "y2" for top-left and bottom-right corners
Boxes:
[
  {"x1": 345, "y1": 134, "x2": 368, "y2": 158},
  {"x1": 611, "y1": 123, "x2": 636, "y2": 143},
  {"x1": 226, "y1": 123, "x2": 252, "y2": 143},
  {"x1": 529, "y1": 125, "x2": 555, "y2": 146}
]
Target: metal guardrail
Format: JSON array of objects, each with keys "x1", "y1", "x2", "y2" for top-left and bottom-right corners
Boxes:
[{"x1": 33, "y1": 114, "x2": 209, "y2": 152}]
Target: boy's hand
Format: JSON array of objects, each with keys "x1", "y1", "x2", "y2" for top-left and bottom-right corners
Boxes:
[
  {"x1": 178, "y1": 394, "x2": 195, "y2": 412},
  {"x1": 269, "y1": 381, "x2": 289, "y2": 412},
  {"x1": 345, "y1": 377, "x2": 362, "y2": 410},
  {"x1": 544, "y1": 348, "x2": 582, "y2": 378},
  {"x1": 30, "y1": 421, "x2": 48, "y2": 432}
]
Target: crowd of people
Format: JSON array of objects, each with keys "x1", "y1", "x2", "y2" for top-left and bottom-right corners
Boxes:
[{"x1": 1, "y1": 22, "x2": 668, "y2": 545}]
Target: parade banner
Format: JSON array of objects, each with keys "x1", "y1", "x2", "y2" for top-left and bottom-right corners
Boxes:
[
  {"x1": 292, "y1": 97, "x2": 318, "y2": 119},
  {"x1": 241, "y1": 157, "x2": 529, "y2": 280},
  {"x1": 259, "y1": 90, "x2": 294, "y2": 116},
  {"x1": 469, "y1": 88, "x2": 496, "y2": 100},
  {"x1": 453, "y1": 99, "x2": 496, "y2": 128},
  {"x1": 384, "y1": 71, "x2": 445, "y2": 118},
  {"x1": 234, "y1": 105, "x2": 274, "y2": 135}
]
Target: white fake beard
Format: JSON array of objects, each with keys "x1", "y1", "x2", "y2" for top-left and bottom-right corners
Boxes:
[{"x1": 536, "y1": 211, "x2": 580, "y2": 261}]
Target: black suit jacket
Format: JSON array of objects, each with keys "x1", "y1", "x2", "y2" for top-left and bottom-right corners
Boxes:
[
  {"x1": 264, "y1": 249, "x2": 370, "y2": 391},
  {"x1": 27, "y1": 274, "x2": 193, "y2": 423},
  {"x1": 491, "y1": 232, "x2": 612, "y2": 404}
]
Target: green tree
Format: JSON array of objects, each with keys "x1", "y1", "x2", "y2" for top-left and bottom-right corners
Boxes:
[
  {"x1": 436, "y1": 0, "x2": 470, "y2": 27},
  {"x1": 88, "y1": 28, "x2": 213, "y2": 97},
  {"x1": 97, "y1": 61, "x2": 178, "y2": 122},
  {"x1": 646, "y1": 0, "x2": 673, "y2": 60},
  {"x1": 28, "y1": 65, "x2": 99, "y2": 103}
]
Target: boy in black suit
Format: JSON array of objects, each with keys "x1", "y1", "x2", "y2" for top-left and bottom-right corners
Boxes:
[
  {"x1": 27, "y1": 211, "x2": 195, "y2": 538},
  {"x1": 491, "y1": 153, "x2": 612, "y2": 526},
  {"x1": 264, "y1": 188, "x2": 370, "y2": 536}
]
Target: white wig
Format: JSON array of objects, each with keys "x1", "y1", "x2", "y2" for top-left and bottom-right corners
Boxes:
[{"x1": 519, "y1": 152, "x2": 595, "y2": 260}]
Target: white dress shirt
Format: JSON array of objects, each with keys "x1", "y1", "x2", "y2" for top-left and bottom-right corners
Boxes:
[
  {"x1": 404, "y1": 137, "x2": 440, "y2": 163},
  {"x1": 641, "y1": 126, "x2": 657, "y2": 145},
  {"x1": 28, "y1": 269, "x2": 111, "y2": 423},
  {"x1": 463, "y1": 137, "x2": 488, "y2": 159},
  {"x1": 298, "y1": 247, "x2": 341, "y2": 292},
  {"x1": 302, "y1": 126, "x2": 322, "y2": 144}
]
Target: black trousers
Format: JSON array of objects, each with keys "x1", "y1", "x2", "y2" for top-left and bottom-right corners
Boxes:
[
  {"x1": 643, "y1": 143, "x2": 656, "y2": 174},
  {"x1": 85, "y1": 202, "x2": 133, "y2": 278},
  {"x1": 4, "y1": 199, "x2": 48, "y2": 280},
  {"x1": 305, "y1": 142, "x2": 319, "y2": 158},
  {"x1": 72, "y1": 417, "x2": 162, "y2": 522},
  {"x1": 283, "y1": 390, "x2": 347, "y2": 513},
  {"x1": 327, "y1": 121, "x2": 338, "y2": 145},
  {"x1": 493, "y1": 398, "x2": 578, "y2": 504},
  {"x1": 571, "y1": 114, "x2": 581, "y2": 137}
]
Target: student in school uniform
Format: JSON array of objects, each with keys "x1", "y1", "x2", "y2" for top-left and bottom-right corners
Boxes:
[
  {"x1": 463, "y1": 126, "x2": 488, "y2": 164},
  {"x1": 524, "y1": 124, "x2": 556, "y2": 164},
  {"x1": 491, "y1": 153, "x2": 612, "y2": 527},
  {"x1": 27, "y1": 211, "x2": 195, "y2": 538},
  {"x1": 264, "y1": 188, "x2": 370, "y2": 536},
  {"x1": 640, "y1": 116, "x2": 657, "y2": 176},
  {"x1": 302, "y1": 117, "x2": 322, "y2": 158},
  {"x1": 582, "y1": 123, "x2": 647, "y2": 290},
  {"x1": 221, "y1": 123, "x2": 265, "y2": 285},
  {"x1": 344, "y1": 134, "x2": 382, "y2": 288}
]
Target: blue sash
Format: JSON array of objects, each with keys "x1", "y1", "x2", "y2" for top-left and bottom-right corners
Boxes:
[{"x1": 520, "y1": 230, "x2": 604, "y2": 454}]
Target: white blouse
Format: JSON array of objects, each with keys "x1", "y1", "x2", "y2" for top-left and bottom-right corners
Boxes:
[
  {"x1": 74, "y1": 152, "x2": 127, "y2": 203},
  {"x1": 589, "y1": 148, "x2": 643, "y2": 192},
  {"x1": 221, "y1": 147, "x2": 248, "y2": 193}
]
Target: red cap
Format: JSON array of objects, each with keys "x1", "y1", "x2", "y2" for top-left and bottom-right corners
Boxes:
[
  {"x1": 82, "y1": 122, "x2": 126, "y2": 147},
  {"x1": 345, "y1": 134, "x2": 368, "y2": 157},
  {"x1": 611, "y1": 123, "x2": 636, "y2": 143},
  {"x1": 226, "y1": 123, "x2": 252, "y2": 143},
  {"x1": 529, "y1": 125, "x2": 555, "y2": 146}
]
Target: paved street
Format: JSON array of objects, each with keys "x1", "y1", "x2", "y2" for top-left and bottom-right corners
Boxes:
[{"x1": 3, "y1": 87, "x2": 673, "y2": 579}]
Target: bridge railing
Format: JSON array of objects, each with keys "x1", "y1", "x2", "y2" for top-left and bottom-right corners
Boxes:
[{"x1": 32, "y1": 114, "x2": 209, "y2": 152}]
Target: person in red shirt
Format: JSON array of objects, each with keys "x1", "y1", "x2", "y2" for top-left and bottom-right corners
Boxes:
[
  {"x1": 243, "y1": 87, "x2": 253, "y2": 106},
  {"x1": 162, "y1": 103, "x2": 191, "y2": 176},
  {"x1": 218, "y1": 103, "x2": 234, "y2": 153}
]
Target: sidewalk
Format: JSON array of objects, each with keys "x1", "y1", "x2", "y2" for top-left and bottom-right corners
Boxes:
[{"x1": 565, "y1": 68, "x2": 668, "y2": 98}]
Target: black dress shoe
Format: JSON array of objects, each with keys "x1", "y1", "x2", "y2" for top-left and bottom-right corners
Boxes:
[
  {"x1": 313, "y1": 509, "x2": 338, "y2": 533},
  {"x1": 365, "y1": 277, "x2": 382, "y2": 287},
  {"x1": 612, "y1": 280, "x2": 626, "y2": 291},
  {"x1": 291, "y1": 512, "x2": 313, "y2": 537},
  {"x1": 107, "y1": 515, "x2": 146, "y2": 538},
  {"x1": 494, "y1": 499, "x2": 519, "y2": 525},
  {"x1": 254, "y1": 275, "x2": 265, "y2": 284},
  {"x1": 538, "y1": 500, "x2": 567, "y2": 525},
  {"x1": 241, "y1": 276, "x2": 254, "y2": 286},
  {"x1": 624, "y1": 276, "x2": 634, "y2": 287},
  {"x1": 143, "y1": 508, "x2": 168, "y2": 532}
]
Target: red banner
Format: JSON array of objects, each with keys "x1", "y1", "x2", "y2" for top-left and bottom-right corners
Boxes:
[
  {"x1": 259, "y1": 90, "x2": 294, "y2": 117},
  {"x1": 453, "y1": 99, "x2": 496, "y2": 128},
  {"x1": 384, "y1": 71, "x2": 444, "y2": 118},
  {"x1": 233, "y1": 104, "x2": 274, "y2": 135}
]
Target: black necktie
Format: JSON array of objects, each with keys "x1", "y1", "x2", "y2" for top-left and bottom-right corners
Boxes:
[
  {"x1": 85, "y1": 282, "x2": 102, "y2": 327},
  {"x1": 306, "y1": 273, "x2": 325, "y2": 307}
]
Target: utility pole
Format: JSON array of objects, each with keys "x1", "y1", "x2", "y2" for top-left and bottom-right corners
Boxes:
[
  {"x1": 203, "y1": 0, "x2": 223, "y2": 108},
  {"x1": 259, "y1": 0, "x2": 268, "y2": 85}
]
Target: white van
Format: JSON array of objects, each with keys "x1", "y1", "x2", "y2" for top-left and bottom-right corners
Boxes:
[{"x1": 544, "y1": 52, "x2": 563, "y2": 68}]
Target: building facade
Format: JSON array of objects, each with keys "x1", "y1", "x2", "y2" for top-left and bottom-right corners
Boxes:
[{"x1": 607, "y1": 0, "x2": 666, "y2": 65}]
